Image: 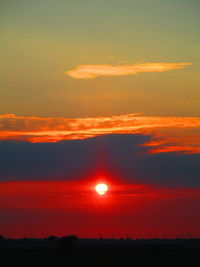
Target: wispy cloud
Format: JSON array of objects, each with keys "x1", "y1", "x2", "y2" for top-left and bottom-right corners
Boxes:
[
  {"x1": 0, "y1": 113, "x2": 200, "y2": 154},
  {"x1": 66, "y1": 62, "x2": 193, "y2": 79}
]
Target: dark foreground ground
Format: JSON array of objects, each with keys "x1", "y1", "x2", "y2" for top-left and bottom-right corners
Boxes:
[{"x1": 1, "y1": 238, "x2": 200, "y2": 266}]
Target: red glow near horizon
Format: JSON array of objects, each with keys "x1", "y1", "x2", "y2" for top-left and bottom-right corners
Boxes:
[{"x1": 0, "y1": 179, "x2": 200, "y2": 239}]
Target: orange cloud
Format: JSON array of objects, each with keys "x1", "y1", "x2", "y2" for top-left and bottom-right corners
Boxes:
[
  {"x1": 0, "y1": 113, "x2": 200, "y2": 154},
  {"x1": 66, "y1": 62, "x2": 193, "y2": 79}
]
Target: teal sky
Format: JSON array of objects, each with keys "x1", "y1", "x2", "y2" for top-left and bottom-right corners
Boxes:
[{"x1": 1, "y1": 0, "x2": 200, "y2": 117}]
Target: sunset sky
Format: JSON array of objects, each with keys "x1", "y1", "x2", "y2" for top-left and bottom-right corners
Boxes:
[{"x1": 0, "y1": 0, "x2": 200, "y2": 238}]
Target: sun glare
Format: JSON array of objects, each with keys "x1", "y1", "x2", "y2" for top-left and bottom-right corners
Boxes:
[{"x1": 95, "y1": 183, "x2": 108, "y2": 195}]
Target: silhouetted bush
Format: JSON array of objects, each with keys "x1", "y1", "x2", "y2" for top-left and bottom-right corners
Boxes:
[
  {"x1": 57, "y1": 235, "x2": 78, "y2": 252},
  {"x1": 0, "y1": 235, "x2": 5, "y2": 242},
  {"x1": 47, "y1": 236, "x2": 57, "y2": 244}
]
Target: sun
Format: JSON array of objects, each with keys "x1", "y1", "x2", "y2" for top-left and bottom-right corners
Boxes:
[{"x1": 95, "y1": 183, "x2": 108, "y2": 195}]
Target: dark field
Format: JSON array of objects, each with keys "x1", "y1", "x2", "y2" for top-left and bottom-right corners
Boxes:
[{"x1": 1, "y1": 238, "x2": 200, "y2": 266}]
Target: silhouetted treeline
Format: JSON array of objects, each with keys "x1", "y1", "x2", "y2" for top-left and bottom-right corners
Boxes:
[
  {"x1": 1, "y1": 234, "x2": 200, "y2": 265},
  {"x1": 1, "y1": 234, "x2": 200, "y2": 246}
]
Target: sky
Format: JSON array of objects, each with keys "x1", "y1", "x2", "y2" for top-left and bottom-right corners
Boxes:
[{"x1": 0, "y1": 0, "x2": 200, "y2": 238}]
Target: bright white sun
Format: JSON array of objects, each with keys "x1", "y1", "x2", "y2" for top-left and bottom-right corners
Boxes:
[{"x1": 95, "y1": 183, "x2": 108, "y2": 195}]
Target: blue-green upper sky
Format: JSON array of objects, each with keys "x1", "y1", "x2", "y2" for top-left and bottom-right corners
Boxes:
[{"x1": 1, "y1": 0, "x2": 200, "y2": 117}]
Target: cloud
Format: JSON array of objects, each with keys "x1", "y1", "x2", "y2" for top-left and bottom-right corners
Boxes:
[
  {"x1": 0, "y1": 134, "x2": 200, "y2": 187},
  {"x1": 0, "y1": 113, "x2": 200, "y2": 154},
  {"x1": 65, "y1": 62, "x2": 193, "y2": 79}
]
